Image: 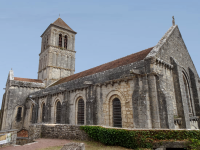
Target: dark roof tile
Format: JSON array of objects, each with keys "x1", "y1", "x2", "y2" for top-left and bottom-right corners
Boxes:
[
  {"x1": 53, "y1": 18, "x2": 75, "y2": 32},
  {"x1": 14, "y1": 77, "x2": 43, "y2": 83}
]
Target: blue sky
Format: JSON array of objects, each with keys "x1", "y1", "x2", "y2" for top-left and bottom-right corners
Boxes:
[{"x1": 0, "y1": 0, "x2": 200, "y2": 107}]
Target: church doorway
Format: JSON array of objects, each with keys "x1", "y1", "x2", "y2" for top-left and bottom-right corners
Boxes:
[
  {"x1": 113, "y1": 98, "x2": 122, "y2": 127},
  {"x1": 77, "y1": 99, "x2": 84, "y2": 125},
  {"x1": 56, "y1": 101, "x2": 61, "y2": 123}
]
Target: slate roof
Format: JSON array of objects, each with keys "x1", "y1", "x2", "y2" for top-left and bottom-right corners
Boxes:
[
  {"x1": 52, "y1": 18, "x2": 75, "y2": 32},
  {"x1": 14, "y1": 77, "x2": 43, "y2": 83},
  {"x1": 51, "y1": 47, "x2": 154, "y2": 86}
]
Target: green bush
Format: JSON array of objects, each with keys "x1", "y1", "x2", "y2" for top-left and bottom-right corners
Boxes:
[
  {"x1": 80, "y1": 126, "x2": 200, "y2": 149},
  {"x1": 187, "y1": 138, "x2": 200, "y2": 150}
]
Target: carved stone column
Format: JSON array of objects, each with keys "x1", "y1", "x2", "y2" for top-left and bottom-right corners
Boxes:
[{"x1": 62, "y1": 35, "x2": 64, "y2": 48}]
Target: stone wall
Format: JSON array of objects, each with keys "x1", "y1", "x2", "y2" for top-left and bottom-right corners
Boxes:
[
  {"x1": 29, "y1": 124, "x2": 91, "y2": 141},
  {"x1": 25, "y1": 60, "x2": 148, "y2": 129},
  {"x1": 29, "y1": 124, "x2": 42, "y2": 140}
]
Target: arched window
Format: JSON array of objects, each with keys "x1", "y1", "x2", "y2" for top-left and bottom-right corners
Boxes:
[
  {"x1": 77, "y1": 99, "x2": 84, "y2": 125},
  {"x1": 56, "y1": 101, "x2": 61, "y2": 123},
  {"x1": 64, "y1": 35, "x2": 68, "y2": 49},
  {"x1": 16, "y1": 107, "x2": 22, "y2": 122},
  {"x1": 42, "y1": 103, "x2": 45, "y2": 122},
  {"x1": 59, "y1": 34, "x2": 62, "y2": 47},
  {"x1": 113, "y1": 98, "x2": 122, "y2": 127},
  {"x1": 183, "y1": 73, "x2": 193, "y2": 115}
]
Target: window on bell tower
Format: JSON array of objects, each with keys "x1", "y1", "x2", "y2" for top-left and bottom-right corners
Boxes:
[
  {"x1": 59, "y1": 34, "x2": 62, "y2": 47},
  {"x1": 64, "y1": 35, "x2": 68, "y2": 49}
]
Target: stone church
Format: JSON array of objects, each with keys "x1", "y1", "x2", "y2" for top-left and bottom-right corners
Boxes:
[{"x1": 1, "y1": 17, "x2": 200, "y2": 132}]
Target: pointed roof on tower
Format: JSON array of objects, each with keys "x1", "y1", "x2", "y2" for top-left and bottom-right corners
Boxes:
[
  {"x1": 41, "y1": 17, "x2": 77, "y2": 37},
  {"x1": 52, "y1": 17, "x2": 75, "y2": 32}
]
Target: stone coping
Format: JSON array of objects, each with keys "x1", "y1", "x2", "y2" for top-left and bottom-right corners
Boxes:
[
  {"x1": 17, "y1": 137, "x2": 29, "y2": 139},
  {"x1": 0, "y1": 129, "x2": 18, "y2": 133},
  {"x1": 31, "y1": 124, "x2": 199, "y2": 131}
]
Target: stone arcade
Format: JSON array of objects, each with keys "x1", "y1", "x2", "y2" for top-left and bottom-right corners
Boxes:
[{"x1": 1, "y1": 17, "x2": 200, "y2": 132}]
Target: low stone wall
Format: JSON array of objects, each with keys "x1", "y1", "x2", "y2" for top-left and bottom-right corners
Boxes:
[
  {"x1": 0, "y1": 129, "x2": 17, "y2": 148},
  {"x1": 29, "y1": 124, "x2": 91, "y2": 141},
  {"x1": 29, "y1": 124, "x2": 42, "y2": 140},
  {"x1": 16, "y1": 137, "x2": 33, "y2": 145}
]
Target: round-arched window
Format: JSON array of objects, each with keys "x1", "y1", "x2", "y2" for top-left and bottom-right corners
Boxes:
[
  {"x1": 77, "y1": 99, "x2": 84, "y2": 125},
  {"x1": 113, "y1": 98, "x2": 122, "y2": 127},
  {"x1": 56, "y1": 101, "x2": 61, "y2": 123}
]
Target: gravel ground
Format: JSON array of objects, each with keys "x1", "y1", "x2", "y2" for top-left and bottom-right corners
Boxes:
[{"x1": 1, "y1": 139, "x2": 72, "y2": 150}]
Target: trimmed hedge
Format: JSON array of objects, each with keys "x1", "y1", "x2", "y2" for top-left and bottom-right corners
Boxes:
[{"x1": 80, "y1": 126, "x2": 200, "y2": 149}]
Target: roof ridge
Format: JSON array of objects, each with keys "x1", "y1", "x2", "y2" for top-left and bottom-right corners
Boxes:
[{"x1": 146, "y1": 25, "x2": 177, "y2": 58}]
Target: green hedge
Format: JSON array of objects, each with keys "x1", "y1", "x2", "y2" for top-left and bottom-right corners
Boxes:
[{"x1": 80, "y1": 126, "x2": 200, "y2": 149}]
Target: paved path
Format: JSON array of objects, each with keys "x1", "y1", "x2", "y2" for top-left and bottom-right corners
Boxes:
[{"x1": 1, "y1": 138, "x2": 72, "y2": 150}]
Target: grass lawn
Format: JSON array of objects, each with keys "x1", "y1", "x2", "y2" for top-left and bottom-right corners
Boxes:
[{"x1": 37, "y1": 140, "x2": 135, "y2": 150}]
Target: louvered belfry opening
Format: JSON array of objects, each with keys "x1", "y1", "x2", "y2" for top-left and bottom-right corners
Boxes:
[
  {"x1": 42, "y1": 103, "x2": 45, "y2": 122},
  {"x1": 59, "y1": 34, "x2": 62, "y2": 47},
  {"x1": 113, "y1": 98, "x2": 122, "y2": 127},
  {"x1": 77, "y1": 99, "x2": 84, "y2": 125},
  {"x1": 16, "y1": 107, "x2": 22, "y2": 122},
  {"x1": 64, "y1": 35, "x2": 68, "y2": 49},
  {"x1": 56, "y1": 101, "x2": 61, "y2": 123}
]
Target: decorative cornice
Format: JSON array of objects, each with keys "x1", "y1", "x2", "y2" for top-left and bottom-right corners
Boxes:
[
  {"x1": 156, "y1": 58, "x2": 173, "y2": 69},
  {"x1": 39, "y1": 45, "x2": 76, "y2": 56},
  {"x1": 189, "y1": 116, "x2": 199, "y2": 121},
  {"x1": 38, "y1": 66, "x2": 74, "y2": 73},
  {"x1": 11, "y1": 85, "x2": 44, "y2": 89},
  {"x1": 174, "y1": 118, "x2": 182, "y2": 125}
]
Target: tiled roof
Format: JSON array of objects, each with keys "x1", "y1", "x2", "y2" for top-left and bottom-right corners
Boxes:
[
  {"x1": 14, "y1": 77, "x2": 43, "y2": 83},
  {"x1": 52, "y1": 18, "x2": 75, "y2": 32},
  {"x1": 51, "y1": 47, "x2": 154, "y2": 86}
]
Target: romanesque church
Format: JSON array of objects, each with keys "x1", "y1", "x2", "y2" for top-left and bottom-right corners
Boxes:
[{"x1": 1, "y1": 17, "x2": 200, "y2": 131}]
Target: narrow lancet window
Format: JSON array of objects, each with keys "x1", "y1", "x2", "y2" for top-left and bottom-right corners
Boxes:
[
  {"x1": 59, "y1": 34, "x2": 62, "y2": 47},
  {"x1": 77, "y1": 99, "x2": 84, "y2": 125},
  {"x1": 113, "y1": 98, "x2": 122, "y2": 127},
  {"x1": 16, "y1": 107, "x2": 22, "y2": 122},
  {"x1": 56, "y1": 101, "x2": 61, "y2": 123},
  {"x1": 64, "y1": 35, "x2": 68, "y2": 49}
]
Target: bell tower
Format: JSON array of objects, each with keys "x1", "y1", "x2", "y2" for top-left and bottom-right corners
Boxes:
[{"x1": 38, "y1": 17, "x2": 77, "y2": 86}]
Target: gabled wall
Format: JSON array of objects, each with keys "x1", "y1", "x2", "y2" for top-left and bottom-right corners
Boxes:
[
  {"x1": 147, "y1": 25, "x2": 200, "y2": 129},
  {"x1": 0, "y1": 70, "x2": 44, "y2": 131}
]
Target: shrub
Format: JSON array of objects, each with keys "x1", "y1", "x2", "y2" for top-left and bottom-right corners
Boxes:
[{"x1": 80, "y1": 126, "x2": 200, "y2": 149}]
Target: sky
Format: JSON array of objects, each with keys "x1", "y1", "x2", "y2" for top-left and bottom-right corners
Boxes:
[{"x1": 0, "y1": 0, "x2": 199, "y2": 108}]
